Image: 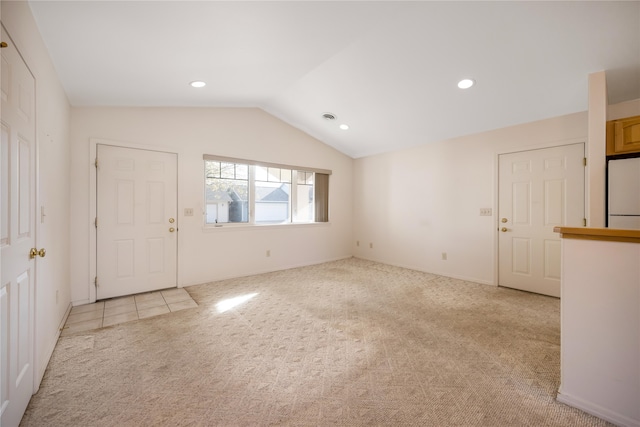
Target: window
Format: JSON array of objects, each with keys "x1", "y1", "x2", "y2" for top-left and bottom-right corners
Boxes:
[
  {"x1": 203, "y1": 155, "x2": 330, "y2": 226},
  {"x1": 205, "y1": 161, "x2": 249, "y2": 223},
  {"x1": 255, "y1": 166, "x2": 291, "y2": 224}
]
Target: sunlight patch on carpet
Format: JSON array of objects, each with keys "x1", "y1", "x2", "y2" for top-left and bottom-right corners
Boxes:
[{"x1": 215, "y1": 292, "x2": 258, "y2": 313}]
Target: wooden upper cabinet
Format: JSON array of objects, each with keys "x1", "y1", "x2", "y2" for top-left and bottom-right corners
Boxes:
[{"x1": 607, "y1": 115, "x2": 640, "y2": 155}]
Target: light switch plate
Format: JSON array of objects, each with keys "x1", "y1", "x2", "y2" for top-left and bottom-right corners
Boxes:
[
  {"x1": 479, "y1": 208, "x2": 492, "y2": 216},
  {"x1": 184, "y1": 208, "x2": 194, "y2": 216}
]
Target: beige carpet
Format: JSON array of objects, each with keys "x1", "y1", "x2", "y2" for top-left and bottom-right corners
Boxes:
[{"x1": 21, "y1": 258, "x2": 611, "y2": 426}]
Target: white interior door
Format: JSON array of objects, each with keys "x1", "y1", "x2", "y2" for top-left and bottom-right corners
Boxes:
[
  {"x1": 1, "y1": 27, "x2": 37, "y2": 427},
  {"x1": 96, "y1": 145, "x2": 178, "y2": 300},
  {"x1": 498, "y1": 144, "x2": 584, "y2": 297}
]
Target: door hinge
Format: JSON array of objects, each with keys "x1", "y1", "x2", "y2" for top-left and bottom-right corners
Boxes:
[
  {"x1": 94, "y1": 158, "x2": 98, "y2": 168},
  {"x1": 583, "y1": 157, "x2": 587, "y2": 166},
  {"x1": 94, "y1": 217, "x2": 98, "y2": 228},
  {"x1": 583, "y1": 218, "x2": 587, "y2": 227},
  {"x1": 94, "y1": 276, "x2": 98, "y2": 288}
]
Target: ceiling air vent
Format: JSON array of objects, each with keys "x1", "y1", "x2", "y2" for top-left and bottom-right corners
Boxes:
[{"x1": 322, "y1": 112, "x2": 336, "y2": 121}]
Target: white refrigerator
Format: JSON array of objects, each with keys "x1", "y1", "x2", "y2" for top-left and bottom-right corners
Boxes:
[{"x1": 608, "y1": 157, "x2": 640, "y2": 229}]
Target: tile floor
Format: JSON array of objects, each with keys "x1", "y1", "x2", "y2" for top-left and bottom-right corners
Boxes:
[{"x1": 62, "y1": 288, "x2": 197, "y2": 336}]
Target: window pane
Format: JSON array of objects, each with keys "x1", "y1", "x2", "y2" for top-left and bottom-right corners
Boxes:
[
  {"x1": 294, "y1": 171, "x2": 314, "y2": 222},
  {"x1": 267, "y1": 167, "x2": 280, "y2": 182},
  {"x1": 297, "y1": 171, "x2": 307, "y2": 185},
  {"x1": 206, "y1": 161, "x2": 221, "y2": 179},
  {"x1": 236, "y1": 164, "x2": 248, "y2": 180},
  {"x1": 220, "y1": 162, "x2": 236, "y2": 179},
  {"x1": 205, "y1": 160, "x2": 249, "y2": 224},
  {"x1": 255, "y1": 166, "x2": 291, "y2": 224},
  {"x1": 281, "y1": 169, "x2": 292, "y2": 183},
  {"x1": 255, "y1": 165, "x2": 267, "y2": 181}
]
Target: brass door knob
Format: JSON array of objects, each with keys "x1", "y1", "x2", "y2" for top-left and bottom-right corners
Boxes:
[
  {"x1": 501, "y1": 218, "x2": 508, "y2": 223},
  {"x1": 169, "y1": 218, "x2": 175, "y2": 223},
  {"x1": 501, "y1": 227, "x2": 508, "y2": 232},
  {"x1": 169, "y1": 227, "x2": 175, "y2": 232},
  {"x1": 29, "y1": 248, "x2": 46, "y2": 259}
]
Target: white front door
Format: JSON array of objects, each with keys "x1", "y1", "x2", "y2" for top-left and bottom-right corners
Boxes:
[
  {"x1": 1, "y1": 27, "x2": 37, "y2": 427},
  {"x1": 498, "y1": 144, "x2": 584, "y2": 297},
  {"x1": 96, "y1": 145, "x2": 178, "y2": 300}
]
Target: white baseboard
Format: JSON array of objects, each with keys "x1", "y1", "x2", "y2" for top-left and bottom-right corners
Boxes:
[
  {"x1": 557, "y1": 392, "x2": 640, "y2": 427},
  {"x1": 353, "y1": 256, "x2": 494, "y2": 286},
  {"x1": 182, "y1": 255, "x2": 354, "y2": 287}
]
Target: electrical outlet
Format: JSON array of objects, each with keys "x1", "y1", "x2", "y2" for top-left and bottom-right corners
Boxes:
[
  {"x1": 356, "y1": 241, "x2": 360, "y2": 247},
  {"x1": 266, "y1": 250, "x2": 271, "y2": 257},
  {"x1": 369, "y1": 243, "x2": 373, "y2": 249},
  {"x1": 479, "y1": 208, "x2": 492, "y2": 216},
  {"x1": 184, "y1": 208, "x2": 194, "y2": 216},
  {"x1": 441, "y1": 252, "x2": 447, "y2": 260}
]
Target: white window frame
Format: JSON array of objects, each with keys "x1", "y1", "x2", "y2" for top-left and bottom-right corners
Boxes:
[{"x1": 203, "y1": 155, "x2": 330, "y2": 228}]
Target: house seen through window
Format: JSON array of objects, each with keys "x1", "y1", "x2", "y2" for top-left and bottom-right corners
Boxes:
[{"x1": 204, "y1": 156, "x2": 329, "y2": 225}]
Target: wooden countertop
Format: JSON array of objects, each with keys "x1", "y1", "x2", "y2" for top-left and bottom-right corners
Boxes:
[{"x1": 554, "y1": 227, "x2": 640, "y2": 243}]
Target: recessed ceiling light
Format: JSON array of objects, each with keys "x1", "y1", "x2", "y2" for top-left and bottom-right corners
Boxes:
[
  {"x1": 190, "y1": 81, "x2": 206, "y2": 88},
  {"x1": 339, "y1": 124, "x2": 350, "y2": 130},
  {"x1": 457, "y1": 79, "x2": 475, "y2": 89}
]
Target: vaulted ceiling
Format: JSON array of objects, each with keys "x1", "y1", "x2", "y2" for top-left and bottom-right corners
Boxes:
[{"x1": 28, "y1": 1, "x2": 640, "y2": 158}]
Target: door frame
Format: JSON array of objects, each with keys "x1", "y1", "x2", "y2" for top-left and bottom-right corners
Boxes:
[
  {"x1": 88, "y1": 138, "x2": 181, "y2": 303},
  {"x1": 493, "y1": 138, "x2": 587, "y2": 287}
]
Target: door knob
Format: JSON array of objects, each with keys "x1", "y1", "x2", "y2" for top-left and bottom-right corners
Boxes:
[
  {"x1": 29, "y1": 248, "x2": 46, "y2": 259},
  {"x1": 169, "y1": 218, "x2": 175, "y2": 223},
  {"x1": 501, "y1": 218, "x2": 508, "y2": 223},
  {"x1": 169, "y1": 227, "x2": 175, "y2": 232},
  {"x1": 501, "y1": 227, "x2": 508, "y2": 232}
]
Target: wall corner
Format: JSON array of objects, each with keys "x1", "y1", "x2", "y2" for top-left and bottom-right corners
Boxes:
[{"x1": 586, "y1": 71, "x2": 607, "y2": 228}]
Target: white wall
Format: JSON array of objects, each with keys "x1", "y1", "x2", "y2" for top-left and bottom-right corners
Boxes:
[
  {"x1": 353, "y1": 112, "x2": 588, "y2": 284},
  {"x1": 558, "y1": 237, "x2": 640, "y2": 427},
  {"x1": 609, "y1": 98, "x2": 640, "y2": 120},
  {"x1": 70, "y1": 107, "x2": 353, "y2": 304},
  {"x1": 1, "y1": 2, "x2": 72, "y2": 384}
]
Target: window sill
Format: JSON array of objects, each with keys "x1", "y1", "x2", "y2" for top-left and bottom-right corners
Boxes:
[{"x1": 202, "y1": 222, "x2": 331, "y2": 232}]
